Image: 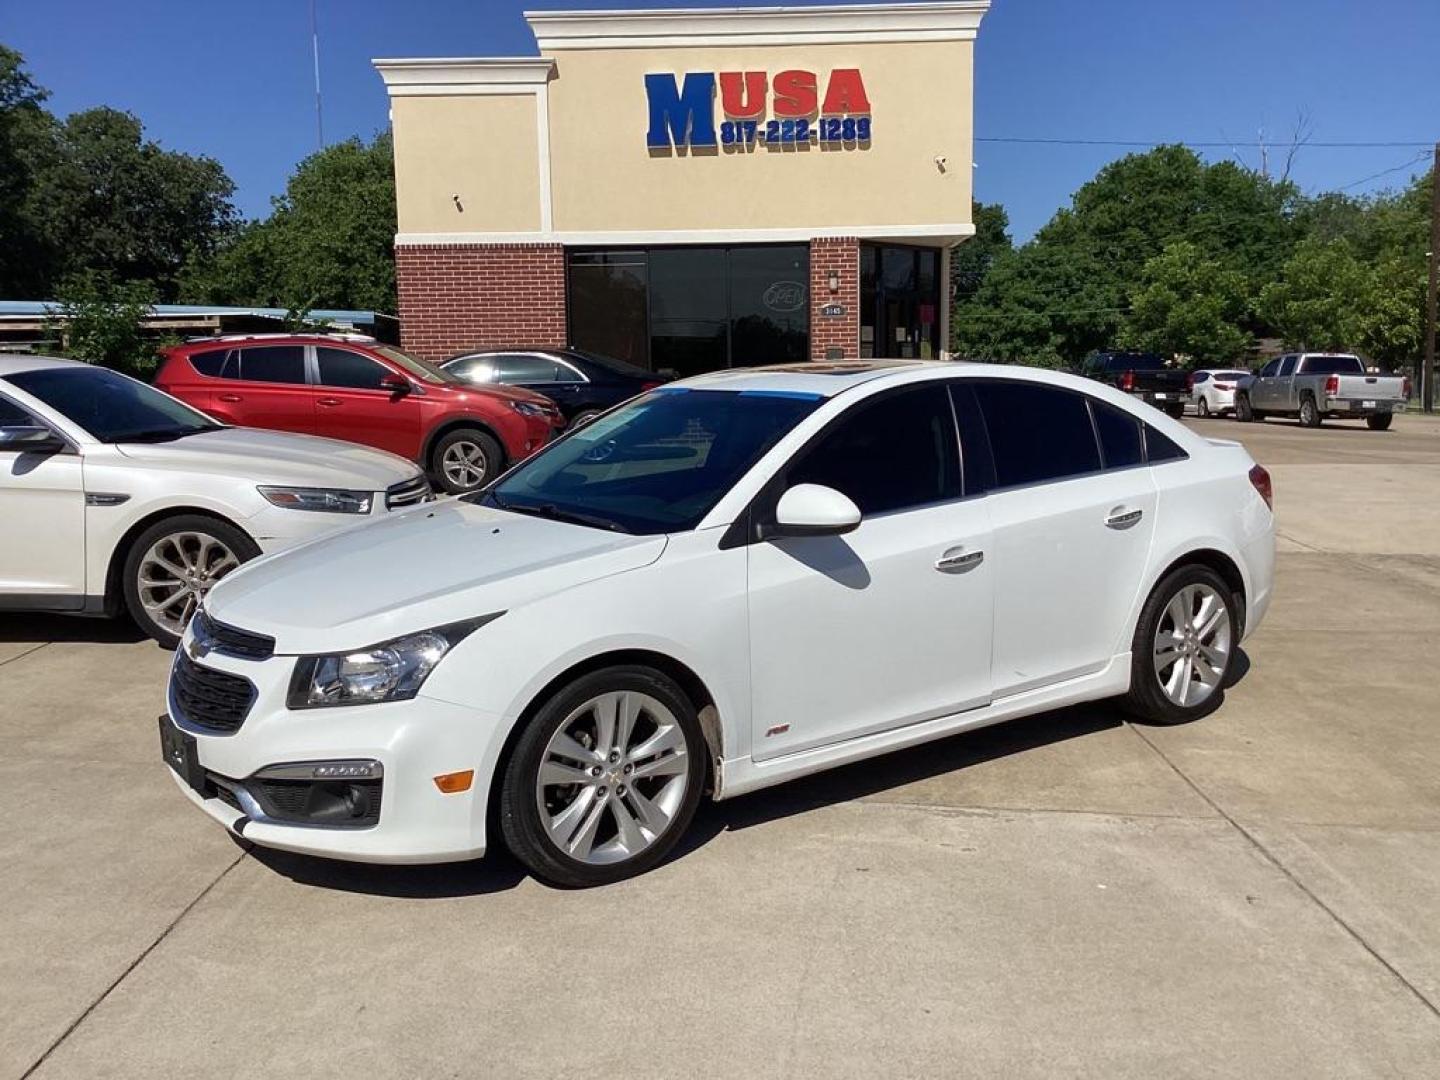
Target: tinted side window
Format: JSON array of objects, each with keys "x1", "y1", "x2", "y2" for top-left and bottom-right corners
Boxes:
[
  {"x1": 1144, "y1": 425, "x2": 1188, "y2": 463},
  {"x1": 189, "y1": 349, "x2": 233, "y2": 378},
  {"x1": 788, "y1": 385, "x2": 960, "y2": 516},
  {"x1": 551, "y1": 361, "x2": 585, "y2": 384},
  {"x1": 494, "y1": 354, "x2": 560, "y2": 382},
  {"x1": 1259, "y1": 360, "x2": 1281, "y2": 378},
  {"x1": 317, "y1": 347, "x2": 388, "y2": 390},
  {"x1": 449, "y1": 357, "x2": 496, "y2": 383},
  {"x1": 1091, "y1": 400, "x2": 1144, "y2": 469},
  {"x1": 1278, "y1": 356, "x2": 1297, "y2": 376},
  {"x1": 973, "y1": 382, "x2": 1101, "y2": 488},
  {"x1": 1192, "y1": 371, "x2": 1210, "y2": 384},
  {"x1": 0, "y1": 394, "x2": 34, "y2": 426},
  {"x1": 239, "y1": 346, "x2": 306, "y2": 385},
  {"x1": 949, "y1": 383, "x2": 995, "y2": 496}
]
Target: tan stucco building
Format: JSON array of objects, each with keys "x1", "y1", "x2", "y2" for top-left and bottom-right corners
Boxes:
[{"x1": 376, "y1": 2, "x2": 988, "y2": 373}]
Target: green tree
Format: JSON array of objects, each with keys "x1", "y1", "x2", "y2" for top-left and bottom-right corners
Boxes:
[
  {"x1": 1258, "y1": 239, "x2": 1372, "y2": 352},
  {"x1": 0, "y1": 45, "x2": 55, "y2": 296},
  {"x1": 1118, "y1": 242, "x2": 1251, "y2": 364},
  {"x1": 184, "y1": 133, "x2": 397, "y2": 313},
  {"x1": 26, "y1": 107, "x2": 237, "y2": 300},
  {"x1": 49, "y1": 272, "x2": 160, "y2": 375},
  {"x1": 951, "y1": 199, "x2": 1012, "y2": 305}
]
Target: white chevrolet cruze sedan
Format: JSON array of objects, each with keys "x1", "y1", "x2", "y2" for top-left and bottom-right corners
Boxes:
[
  {"x1": 1, "y1": 355, "x2": 429, "y2": 646},
  {"x1": 163, "y1": 361, "x2": 1275, "y2": 887}
]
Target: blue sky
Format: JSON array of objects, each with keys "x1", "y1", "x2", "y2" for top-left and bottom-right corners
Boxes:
[{"x1": 6, "y1": 0, "x2": 1438, "y2": 241}]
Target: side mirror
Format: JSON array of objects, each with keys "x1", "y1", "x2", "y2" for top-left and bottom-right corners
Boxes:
[
  {"x1": 765, "y1": 483, "x2": 862, "y2": 539},
  {"x1": 379, "y1": 373, "x2": 410, "y2": 394},
  {"x1": 0, "y1": 424, "x2": 64, "y2": 453}
]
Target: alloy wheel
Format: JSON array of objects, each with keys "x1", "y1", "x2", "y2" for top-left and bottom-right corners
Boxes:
[
  {"x1": 535, "y1": 690, "x2": 690, "y2": 866},
  {"x1": 136, "y1": 531, "x2": 241, "y2": 637},
  {"x1": 1152, "y1": 583, "x2": 1231, "y2": 707},
  {"x1": 441, "y1": 440, "x2": 488, "y2": 489}
]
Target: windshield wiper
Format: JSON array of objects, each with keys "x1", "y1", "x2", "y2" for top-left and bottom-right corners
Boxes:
[
  {"x1": 490, "y1": 494, "x2": 628, "y2": 533},
  {"x1": 111, "y1": 424, "x2": 223, "y2": 444}
]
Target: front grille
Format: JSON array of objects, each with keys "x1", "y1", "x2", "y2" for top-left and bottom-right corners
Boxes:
[
  {"x1": 170, "y1": 653, "x2": 255, "y2": 734},
  {"x1": 385, "y1": 475, "x2": 433, "y2": 510},
  {"x1": 211, "y1": 779, "x2": 244, "y2": 814},
  {"x1": 191, "y1": 609, "x2": 274, "y2": 661}
]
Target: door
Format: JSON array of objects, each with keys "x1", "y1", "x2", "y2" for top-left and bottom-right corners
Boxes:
[
  {"x1": 221, "y1": 345, "x2": 314, "y2": 434},
  {"x1": 972, "y1": 382, "x2": 1158, "y2": 696},
  {"x1": 312, "y1": 346, "x2": 422, "y2": 458},
  {"x1": 489, "y1": 353, "x2": 583, "y2": 418},
  {"x1": 1274, "y1": 355, "x2": 1299, "y2": 410},
  {"x1": 0, "y1": 395, "x2": 86, "y2": 600},
  {"x1": 747, "y1": 383, "x2": 994, "y2": 760},
  {"x1": 860, "y1": 246, "x2": 942, "y2": 360}
]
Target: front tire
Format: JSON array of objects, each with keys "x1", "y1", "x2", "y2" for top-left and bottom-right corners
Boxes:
[
  {"x1": 1122, "y1": 564, "x2": 1237, "y2": 724},
  {"x1": 432, "y1": 428, "x2": 503, "y2": 494},
  {"x1": 122, "y1": 514, "x2": 259, "y2": 648},
  {"x1": 1366, "y1": 413, "x2": 1393, "y2": 431},
  {"x1": 499, "y1": 666, "x2": 707, "y2": 887}
]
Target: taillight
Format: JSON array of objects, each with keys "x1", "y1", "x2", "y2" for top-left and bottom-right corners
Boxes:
[
  {"x1": 1215, "y1": 382, "x2": 1233, "y2": 390},
  {"x1": 1118, "y1": 371, "x2": 1135, "y2": 392},
  {"x1": 1186, "y1": 372, "x2": 1196, "y2": 390},
  {"x1": 1324, "y1": 374, "x2": 1339, "y2": 395},
  {"x1": 1403, "y1": 377, "x2": 1412, "y2": 398},
  {"x1": 1249, "y1": 464, "x2": 1273, "y2": 511}
]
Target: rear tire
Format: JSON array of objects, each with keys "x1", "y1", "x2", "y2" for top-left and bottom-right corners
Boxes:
[
  {"x1": 1196, "y1": 397, "x2": 1210, "y2": 418},
  {"x1": 432, "y1": 428, "x2": 503, "y2": 494},
  {"x1": 1165, "y1": 403, "x2": 1186, "y2": 420},
  {"x1": 1366, "y1": 413, "x2": 1393, "y2": 431},
  {"x1": 1299, "y1": 394, "x2": 1321, "y2": 428},
  {"x1": 499, "y1": 665, "x2": 707, "y2": 888},
  {"x1": 1122, "y1": 564, "x2": 1238, "y2": 725},
  {"x1": 122, "y1": 514, "x2": 260, "y2": 649},
  {"x1": 1235, "y1": 394, "x2": 1254, "y2": 422}
]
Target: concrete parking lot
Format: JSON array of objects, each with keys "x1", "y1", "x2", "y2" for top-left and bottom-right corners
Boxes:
[{"x1": 4, "y1": 411, "x2": 1439, "y2": 1079}]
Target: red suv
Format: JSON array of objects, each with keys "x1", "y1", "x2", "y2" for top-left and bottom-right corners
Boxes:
[{"x1": 156, "y1": 335, "x2": 563, "y2": 492}]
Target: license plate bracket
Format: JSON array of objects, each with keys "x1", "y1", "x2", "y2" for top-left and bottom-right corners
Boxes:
[{"x1": 158, "y1": 715, "x2": 206, "y2": 795}]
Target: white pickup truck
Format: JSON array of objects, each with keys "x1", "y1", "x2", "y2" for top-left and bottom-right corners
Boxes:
[{"x1": 1235, "y1": 353, "x2": 1410, "y2": 430}]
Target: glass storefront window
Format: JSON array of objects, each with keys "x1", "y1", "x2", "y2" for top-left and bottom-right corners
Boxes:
[
  {"x1": 568, "y1": 245, "x2": 809, "y2": 375},
  {"x1": 860, "y1": 243, "x2": 942, "y2": 361}
]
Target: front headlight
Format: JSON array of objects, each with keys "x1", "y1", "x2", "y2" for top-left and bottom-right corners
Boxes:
[
  {"x1": 259, "y1": 485, "x2": 373, "y2": 515},
  {"x1": 508, "y1": 400, "x2": 550, "y2": 417},
  {"x1": 287, "y1": 616, "x2": 500, "y2": 709}
]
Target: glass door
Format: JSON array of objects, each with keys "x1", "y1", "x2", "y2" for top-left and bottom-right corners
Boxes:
[{"x1": 860, "y1": 244, "x2": 942, "y2": 360}]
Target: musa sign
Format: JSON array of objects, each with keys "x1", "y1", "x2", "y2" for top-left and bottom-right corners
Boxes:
[{"x1": 645, "y1": 69, "x2": 873, "y2": 151}]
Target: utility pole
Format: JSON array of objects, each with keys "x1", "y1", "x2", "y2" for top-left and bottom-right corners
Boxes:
[
  {"x1": 1425, "y1": 141, "x2": 1439, "y2": 413},
  {"x1": 310, "y1": 0, "x2": 324, "y2": 151}
]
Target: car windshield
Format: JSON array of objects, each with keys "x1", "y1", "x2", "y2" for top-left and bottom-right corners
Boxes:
[
  {"x1": 474, "y1": 387, "x2": 821, "y2": 534},
  {"x1": 1301, "y1": 356, "x2": 1365, "y2": 375},
  {"x1": 374, "y1": 345, "x2": 454, "y2": 385},
  {"x1": 5, "y1": 366, "x2": 223, "y2": 443}
]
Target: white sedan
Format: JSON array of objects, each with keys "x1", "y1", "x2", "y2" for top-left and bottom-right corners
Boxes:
[
  {"x1": 1189, "y1": 368, "x2": 1251, "y2": 417},
  {"x1": 164, "y1": 361, "x2": 1275, "y2": 887},
  {"x1": 0, "y1": 355, "x2": 429, "y2": 646}
]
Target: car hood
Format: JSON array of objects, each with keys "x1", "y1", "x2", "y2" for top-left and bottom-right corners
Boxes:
[
  {"x1": 115, "y1": 427, "x2": 419, "y2": 489},
  {"x1": 204, "y1": 500, "x2": 667, "y2": 654},
  {"x1": 430, "y1": 380, "x2": 553, "y2": 407}
]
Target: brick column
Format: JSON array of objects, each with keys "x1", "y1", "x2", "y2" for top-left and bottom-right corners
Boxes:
[
  {"x1": 809, "y1": 237, "x2": 860, "y2": 361},
  {"x1": 395, "y1": 242, "x2": 567, "y2": 361}
]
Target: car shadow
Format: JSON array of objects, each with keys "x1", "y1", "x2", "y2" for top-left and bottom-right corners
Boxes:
[
  {"x1": 241, "y1": 647, "x2": 1252, "y2": 897},
  {"x1": 0, "y1": 612, "x2": 146, "y2": 645}
]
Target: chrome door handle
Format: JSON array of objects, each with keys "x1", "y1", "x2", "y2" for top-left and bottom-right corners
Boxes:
[
  {"x1": 1106, "y1": 507, "x2": 1144, "y2": 529},
  {"x1": 317, "y1": 397, "x2": 342, "y2": 407},
  {"x1": 217, "y1": 393, "x2": 242, "y2": 403},
  {"x1": 935, "y1": 547, "x2": 984, "y2": 573}
]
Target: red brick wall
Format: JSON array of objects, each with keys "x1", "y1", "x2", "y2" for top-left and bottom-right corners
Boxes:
[
  {"x1": 809, "y1": 237, "x2": 860, "y2": 361},
  {"x1": 395, "y1": 243, "x2": 567, "y2": 360}
]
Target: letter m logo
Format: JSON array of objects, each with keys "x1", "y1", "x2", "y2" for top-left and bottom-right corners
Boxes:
[{"x1": 645, "y1": 73, "x2": 716, "y2": 149}]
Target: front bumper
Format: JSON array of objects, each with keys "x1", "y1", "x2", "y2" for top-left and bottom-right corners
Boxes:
[{"x1": 163, "y1": 650, "x2": 504, "y2": 863}]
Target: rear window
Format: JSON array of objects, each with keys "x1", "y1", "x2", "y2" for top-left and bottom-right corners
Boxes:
[
  {"x1": 1299, "y1": 356, "x2": 1364, "y2": 375},
  {"x1": 1091, "y1": 400, "x2": 1145, "y2": 469},
  {"x1": 973, "y1": 382, "x2": 1101, "y2": 488},
  {"x1": 1098, "y1": 354, "x2": 1166, "y2": 372},
  {"x1": 239, "y1": 346, "x2": 306, "y2": 385}
]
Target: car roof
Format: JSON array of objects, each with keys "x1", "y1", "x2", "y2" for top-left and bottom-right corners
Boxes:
[
  {"x1": 0, "y1": 354, "x2": 83, "y2": 378},
  {"x1": 681, "y1": 360, "x2": 935, "y2": 398}
]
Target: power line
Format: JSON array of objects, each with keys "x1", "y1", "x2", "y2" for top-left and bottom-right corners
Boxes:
[
  {"x1": 977, "y1": 137, "x2": 1433, "y2": 149},
  {"x1": 1337, "y1": 152, "x2": 1433, "y2": 191}
]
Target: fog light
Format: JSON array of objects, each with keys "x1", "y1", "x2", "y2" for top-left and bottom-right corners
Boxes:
[{"x1": 433, "y1": 769, "x2": 474, "y2": 794}]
